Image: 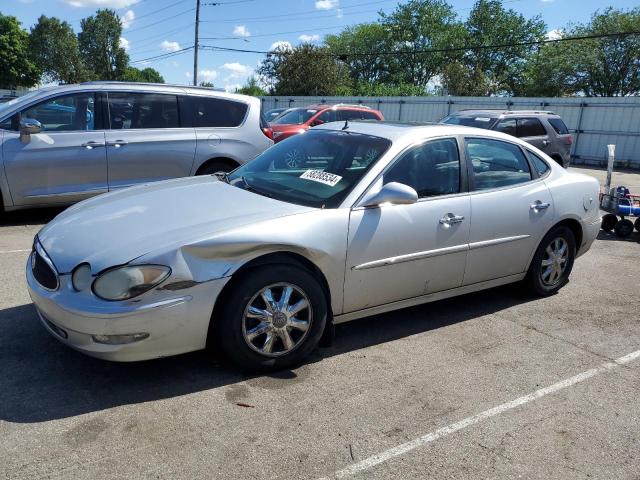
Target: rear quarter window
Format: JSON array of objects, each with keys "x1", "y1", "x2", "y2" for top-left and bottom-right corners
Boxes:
[
  {"x1": 548, "y1": 117, "x2": 569, "y2": 135},
  {"x1": 190, "y1": 97, "x2": 248, "y2": 128}
]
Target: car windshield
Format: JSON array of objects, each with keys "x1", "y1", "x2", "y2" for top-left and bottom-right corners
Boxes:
[
  {"x1": 271, "y1": 108, "x2": 318, "y2": 125},
  {"x1": 441, "y1": 115, "x2": 496, "y2": 129},
  {"x1": 0, "y1": 90, "x2": 42, "y2": 115},
  {"x1": 228, "y1": 130, "x2": 391, "y2": 208}
]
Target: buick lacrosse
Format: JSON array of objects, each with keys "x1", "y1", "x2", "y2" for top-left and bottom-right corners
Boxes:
[{"x1": 27, "y1": 122, "x2": 600, "y2": 370}]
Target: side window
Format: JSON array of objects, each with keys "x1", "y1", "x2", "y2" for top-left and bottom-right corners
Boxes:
[
  {"x1": 384, "y1": 138, "x2": 460, "y2": 198},
  {"x1": 108, "y1": 92, "x2": 179, "y2": 129},
  {"x1": 339, "y1": 110, "x2": 362, "y2": 121},
  {"x1": 191, "y1": 97, "x2": 248, "y2": 128},
  {"x1": 361, "y1": 111, "x2": 379, "y2": 120},
  {"x1": 527, "y1": 150, "x2": 550, "y2": 176},
  {"x1": 495, "y1": 118, "x2": 516, "y2": 136},
  {"x1": 20, "y1": 93, "x2": 95, "y2": 132},
  {"x1": 316, "y1": 109, "x2": 337, "y2": 123},
  {"x1": 548, "y1": 117, "x2": 569, "y2": 135},
  {"x1": 517, "y1": 118, "x2": 546, "y2": 137},
  {"x1": 466, "y1": 138, "x2": 532, "y2": 190}
]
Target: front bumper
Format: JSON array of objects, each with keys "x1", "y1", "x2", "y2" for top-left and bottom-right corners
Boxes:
[{"x1": 26, "y1": 255, "x2": 230, "y2": 362}]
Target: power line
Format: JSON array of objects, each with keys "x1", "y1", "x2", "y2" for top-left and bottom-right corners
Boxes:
[
  {"x1": 200, "y1": 30, "x2": 640, "y2": 57},
  {"x1": 200, "y1": 24, "x2": 352, "y2": 41},
  {"x1": 130, "y1": 46, "x2": 194, "y2": 64},
  {"x1": 125, "y1": 7, "x2": 196, "y2": 33}
]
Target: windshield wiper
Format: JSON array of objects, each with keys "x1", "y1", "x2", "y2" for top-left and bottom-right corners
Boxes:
[
  {"x1": 239, "y1": 176, "x2": 275, "y2": 199},
  {"x1": 215, "y1": 171, "x2": 230, "y2": 183}
]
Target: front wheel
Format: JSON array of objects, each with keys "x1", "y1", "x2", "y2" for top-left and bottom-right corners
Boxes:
[
  {"x1": 525, "y1": 226, "x2": 576, "y2": 296},
  {"x1": 214, "y1": 265, "x2": 327, "y2": 371}
]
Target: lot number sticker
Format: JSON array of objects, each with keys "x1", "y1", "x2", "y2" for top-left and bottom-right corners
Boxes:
[{"x1": 300, "y1": 169, "x2": 343, "y2": 187}]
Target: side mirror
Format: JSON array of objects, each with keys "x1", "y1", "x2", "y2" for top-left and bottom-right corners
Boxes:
[
  {"x1": 361, "y1": 182, "x2": 418, "y2": 207},
  {"x1": 20, "y1": 118, "x2": 41, "y2": 143}
]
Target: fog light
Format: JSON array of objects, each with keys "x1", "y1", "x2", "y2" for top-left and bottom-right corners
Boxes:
[{"x1": 92, "y1": 333, "x2": 149, "y2": 345}]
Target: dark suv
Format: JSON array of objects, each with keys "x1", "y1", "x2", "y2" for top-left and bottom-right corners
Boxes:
[{"x1": 441, "y1": 110, "x2": 573, "y2": 167}]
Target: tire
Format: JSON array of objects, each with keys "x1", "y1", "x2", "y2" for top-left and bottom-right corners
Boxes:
[
  {"x1": 525, "y1": 225, "x2": 576, "y2": 297},
  {"x1": 614, "y1": 219, "x2": 634, "y2": 238},
  {"x1": 213, "y1": 265, "x2": 327, "y2": 371},
  {"x1": 197, "y1": 161, "x2": 236, "y2": 176},
  {"x1": 601, "y1": 213, "x2": 618, "y2": 231},
  {"x1": 634, "y1": 217, "x2": 640, "y2": 233}
]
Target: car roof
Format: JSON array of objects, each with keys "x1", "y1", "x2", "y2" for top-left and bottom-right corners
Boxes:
[
  {"x1": 304, "y1": 103, "x2": 375, "y2": 111},
  {"x1": 451, "y1": 109, "x2": 560, "y2": 117},
  {"x1": 314, "y1": 120, "x2": 533, "y2": 144}
]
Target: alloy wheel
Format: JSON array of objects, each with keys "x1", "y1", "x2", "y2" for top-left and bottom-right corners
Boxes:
[{"x1": 540, "y1": 237, "x2": 569, "y2": 286}]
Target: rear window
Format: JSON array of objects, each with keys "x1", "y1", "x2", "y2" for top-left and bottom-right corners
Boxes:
[
  {"x1": 548, "y1": 117, "x2": 569, "y2": 135},
  {"x1": 361, "y1": 111, "x2": 380, "y2": 120},
  {"x1": 441, "y1": 115, "x2": 495, "y2": 129},
  {"x1": 191, "y1": 97, "x2": 248, "y2": 128}
]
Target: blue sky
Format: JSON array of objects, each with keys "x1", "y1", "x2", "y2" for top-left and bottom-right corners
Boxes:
[{"x1": 4, "y1": 0, "x2": 637, "y2": 90}]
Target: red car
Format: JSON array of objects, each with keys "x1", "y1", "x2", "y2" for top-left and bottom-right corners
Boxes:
[{"x1": 270, "y1": 104, "x2": 384, "y2": 143}]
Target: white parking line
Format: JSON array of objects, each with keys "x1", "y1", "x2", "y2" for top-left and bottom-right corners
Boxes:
[
  {"x1": 0, "y1": 249, "x2": 31, "y2": 254},
  {"x1": 320, "y1": 349, "x2": 640, "y2": 480}
]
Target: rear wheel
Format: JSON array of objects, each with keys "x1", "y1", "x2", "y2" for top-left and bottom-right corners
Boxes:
[
  {"x1": 601, "y1": 213, "x2": 618, "y2": 231},
  {"x1": 213, "y1": 265, "x2": 327, "y2": 371},
  {"x1": 197, "y1": 160, "x2": 236, "y2": 176},
  {"x1": 525, "y1": 226, "x2": 576, "y2": 296},
  {"x1": 614, "y1": 219, "x2": 634, "y2": 238}
]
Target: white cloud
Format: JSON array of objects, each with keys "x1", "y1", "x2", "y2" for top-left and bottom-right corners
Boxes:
[
  {"x1": 233, "y1": 25, "x2": 250, "y2": 38},
  {"x1": 541, "y1": 0, "x2": 555, "y2": 2},
  {"x1": 315, "y1": 0, "x2": 338, "y2": 10},
  {"x1": 119, "y1": 37, "x2": 130, "y2": 51},
  {"x1": 121, "y1": 10, "x2": 135, "y2": 29},
  {"x1": 64, "y1": 0, "x2": 140, "y2": 7},
  {"x1": 337, "y1": 8, "x2": 343, "y2": 18},
  {"x1": 199, "y1": 69, "x2": 218, "y2": 82},
  {"x1": 269, "y1": 40, "x2": 293, "y2": 52},
  {"x1": 298, "y1": 34, "x2": 320, "y2": 43},
  {"x1": 546, "y1": 29, "x2": 563, "y2": 40},
  {"x1": 222, "y1": 62, "x2": 252, "y2": 77},
  {"x1": 160, "y1": 40, "x2": 181, "y2": 52},
  {"x1": 171, "y1": 61, "x2": 180, "y2": 68},
  {"x1": 185, "y1": 72, "x2": 192, "y2": 78}
]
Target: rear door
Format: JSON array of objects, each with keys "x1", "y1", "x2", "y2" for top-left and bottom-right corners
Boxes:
[
  {"x1": 104, "y1": 91, "x2": 196, "y2": 190},
  {"x1": 1, "y1": 91, "x2": 108, "y2": 206},
  {"x1": 496, "y1": 117, "x2": 551, "y2": 154},
  {"x1": 462, "y1": 136, "x2": 554, "y2": 285}
]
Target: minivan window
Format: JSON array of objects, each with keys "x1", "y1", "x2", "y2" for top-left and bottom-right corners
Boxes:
[
  {"x1": 191, "y1": 97, "x2": 248, "y2": 128},
  {"x1": 516, "y1": 118, "x2": 546, "y2": 137},
  {"x1": 466, "y1": 138, "x2": 532, "y2": 190},
  {"x1": 19, "y1": 93, "x2": 95, "y2": 132},
  {"x1": 108, "y1": 92, "x2": 179, "y2": 129},
  {"x1": 548, "y1": 117, "x2": 569, "y2": 135}
]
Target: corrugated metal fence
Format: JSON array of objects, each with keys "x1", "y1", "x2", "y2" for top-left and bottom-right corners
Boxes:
[{"x1": 261, "y1": 96, "x2": 640, "y2": 169}]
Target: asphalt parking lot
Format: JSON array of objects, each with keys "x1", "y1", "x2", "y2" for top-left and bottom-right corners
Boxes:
[{"x1": 1, "y1": 166, "x2": 638, "y2": 480}]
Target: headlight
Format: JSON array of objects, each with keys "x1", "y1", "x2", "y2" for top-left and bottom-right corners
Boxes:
[
  {"x1": 92, "y1": 265, "x2": 171, "y2": 301},
  {"x1": 72, "y1": 263, "x2": 92, "y2": 291}
]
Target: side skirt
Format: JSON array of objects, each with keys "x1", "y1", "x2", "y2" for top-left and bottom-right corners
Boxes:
[{"x1": 333, "y1": 273, "x2": 526, "y2": 325}]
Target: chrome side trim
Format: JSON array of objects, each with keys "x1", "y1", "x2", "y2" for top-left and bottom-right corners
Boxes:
[
  {"x1": 468, "y1": 235, "x2": 530, "y2": 250},
  {"x1": 352, "y1": 244, "x2": 468, "y2": 271},
  {"x1": 334, "y1": 273, "x2": 526, "y2": 324},
  {"x1": 26, "y1": 188, "x2": 107, "y2": 199}
]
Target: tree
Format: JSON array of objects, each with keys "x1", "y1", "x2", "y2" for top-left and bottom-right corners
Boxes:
[
  {"x1": 257, "y1": 44, "x2": 349, "y2": 95},
  {"x1": 451, "y1": 0, "x2": 546, "y2": 95},
  {"x1": 199, "y1": 81, "x2": 214, "y2": 88},
  {"x1": 121, "y1": 66, "x2": 164, "y2": 83},
  {"x1": 0, "y1": 14, "x2": 40, "y2": 88},
  {"x1": 29, "y1": 15, "x2": 86, "y2": 84},
  {"x1": 236, "y1": 76, "x2": 267, "y2": 96},
  {"x1": 78, "y1": 9, "x2": 128, "y2": 80},
  {"x1": 379, "y1": 0, "x2": 467, "y2": 89}
]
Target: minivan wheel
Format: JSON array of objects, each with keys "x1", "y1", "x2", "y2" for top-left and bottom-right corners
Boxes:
[
  {"x1": 525, "y1": 226, "x2": 576, "y2": 297},
  {"x1": 214, "y1": 265, "x2": 327, "y2": 371},
  {"x1": 197, "y1": 161, "x2": 236, "y2": 176}
]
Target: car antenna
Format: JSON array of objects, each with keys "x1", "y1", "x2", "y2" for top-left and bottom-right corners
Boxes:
[{"x1": 342, "y1": 119, "x2": 349, "y2": 130}]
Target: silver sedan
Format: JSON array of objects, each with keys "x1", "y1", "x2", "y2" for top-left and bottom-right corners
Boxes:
[{"x1": 26, "y1": 122, "x2": 601, "y2": 370}]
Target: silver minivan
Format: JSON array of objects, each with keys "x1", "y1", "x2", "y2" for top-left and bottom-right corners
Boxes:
[{"x1": 0, "y1": 82, "x2": 273, "y2": 211}]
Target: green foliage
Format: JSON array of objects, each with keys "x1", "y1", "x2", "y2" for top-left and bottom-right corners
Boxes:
[
  {"x1": 29, "y1": 15, "x2": 86, "y2": 84},
  {"x1": 199, "y1": 81, "x2": 214, "y2": 87},
  {"x1": 236, "y1": 76, "x2": 267, "y2": 96},
  {"x1": 0, "y1": 13, "x2": 40, "y2": 88},
  {"x1": 78, "y1": 9, "x2": 128, "y2": 80},
  {"x1": 121, "y1": 66, "x2": 164, "y2": 83}
]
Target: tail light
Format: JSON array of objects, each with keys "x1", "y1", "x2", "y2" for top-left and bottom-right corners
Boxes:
[
  {"x1": 565, "y1": 135, "x2": 573, "y2": 145},
  {"x1": 262, "y1": 126, "x2": 273, "y2": 140}
]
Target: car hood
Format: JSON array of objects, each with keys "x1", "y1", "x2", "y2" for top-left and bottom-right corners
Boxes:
[{"x1": 38, "y1": 176, "x2": 314, "y2": 273}]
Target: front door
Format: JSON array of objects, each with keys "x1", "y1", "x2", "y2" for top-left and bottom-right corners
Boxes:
[
  {"x1": 2, "y1": 92, "x2": 108, "y2": 206},
  {"x1": 344, "y1": 137, "x2": 470, "y2": 313},
  {"x1": 463, "y1": 136, "x2": 554, "y2": 285},
  {"x1": 105, "y1": 91, "x2": 196, "y2": 190}
]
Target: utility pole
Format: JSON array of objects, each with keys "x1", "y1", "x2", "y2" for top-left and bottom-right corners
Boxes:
[{"x1": 193, "y1": 0, "x2": 200, "y2": 86}]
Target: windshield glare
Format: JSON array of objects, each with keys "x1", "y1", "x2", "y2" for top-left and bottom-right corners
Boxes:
[
  {"x1": 441, "y1": 115, "x2": 496, "y2": 129},
  {"x1": 271, "y1": 108, "x2": 318, "y2": 125},
  {"x1": 228, "y1": 130, "x2": 391, "y2": 208}
]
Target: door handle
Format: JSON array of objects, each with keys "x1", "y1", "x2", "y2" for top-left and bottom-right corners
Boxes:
[
  {"x1": 530, "y1": 201, "x2": 551, "y2": 211},
  {"x1": 81, "y1": 141, "x2": 105, "y2": 149},
  {"x1": 106, "y1": 140, "x2": 128, "y2": 148},
  {"x1": 439, "y1": 213, "x2": 465, "y2": 225}
]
